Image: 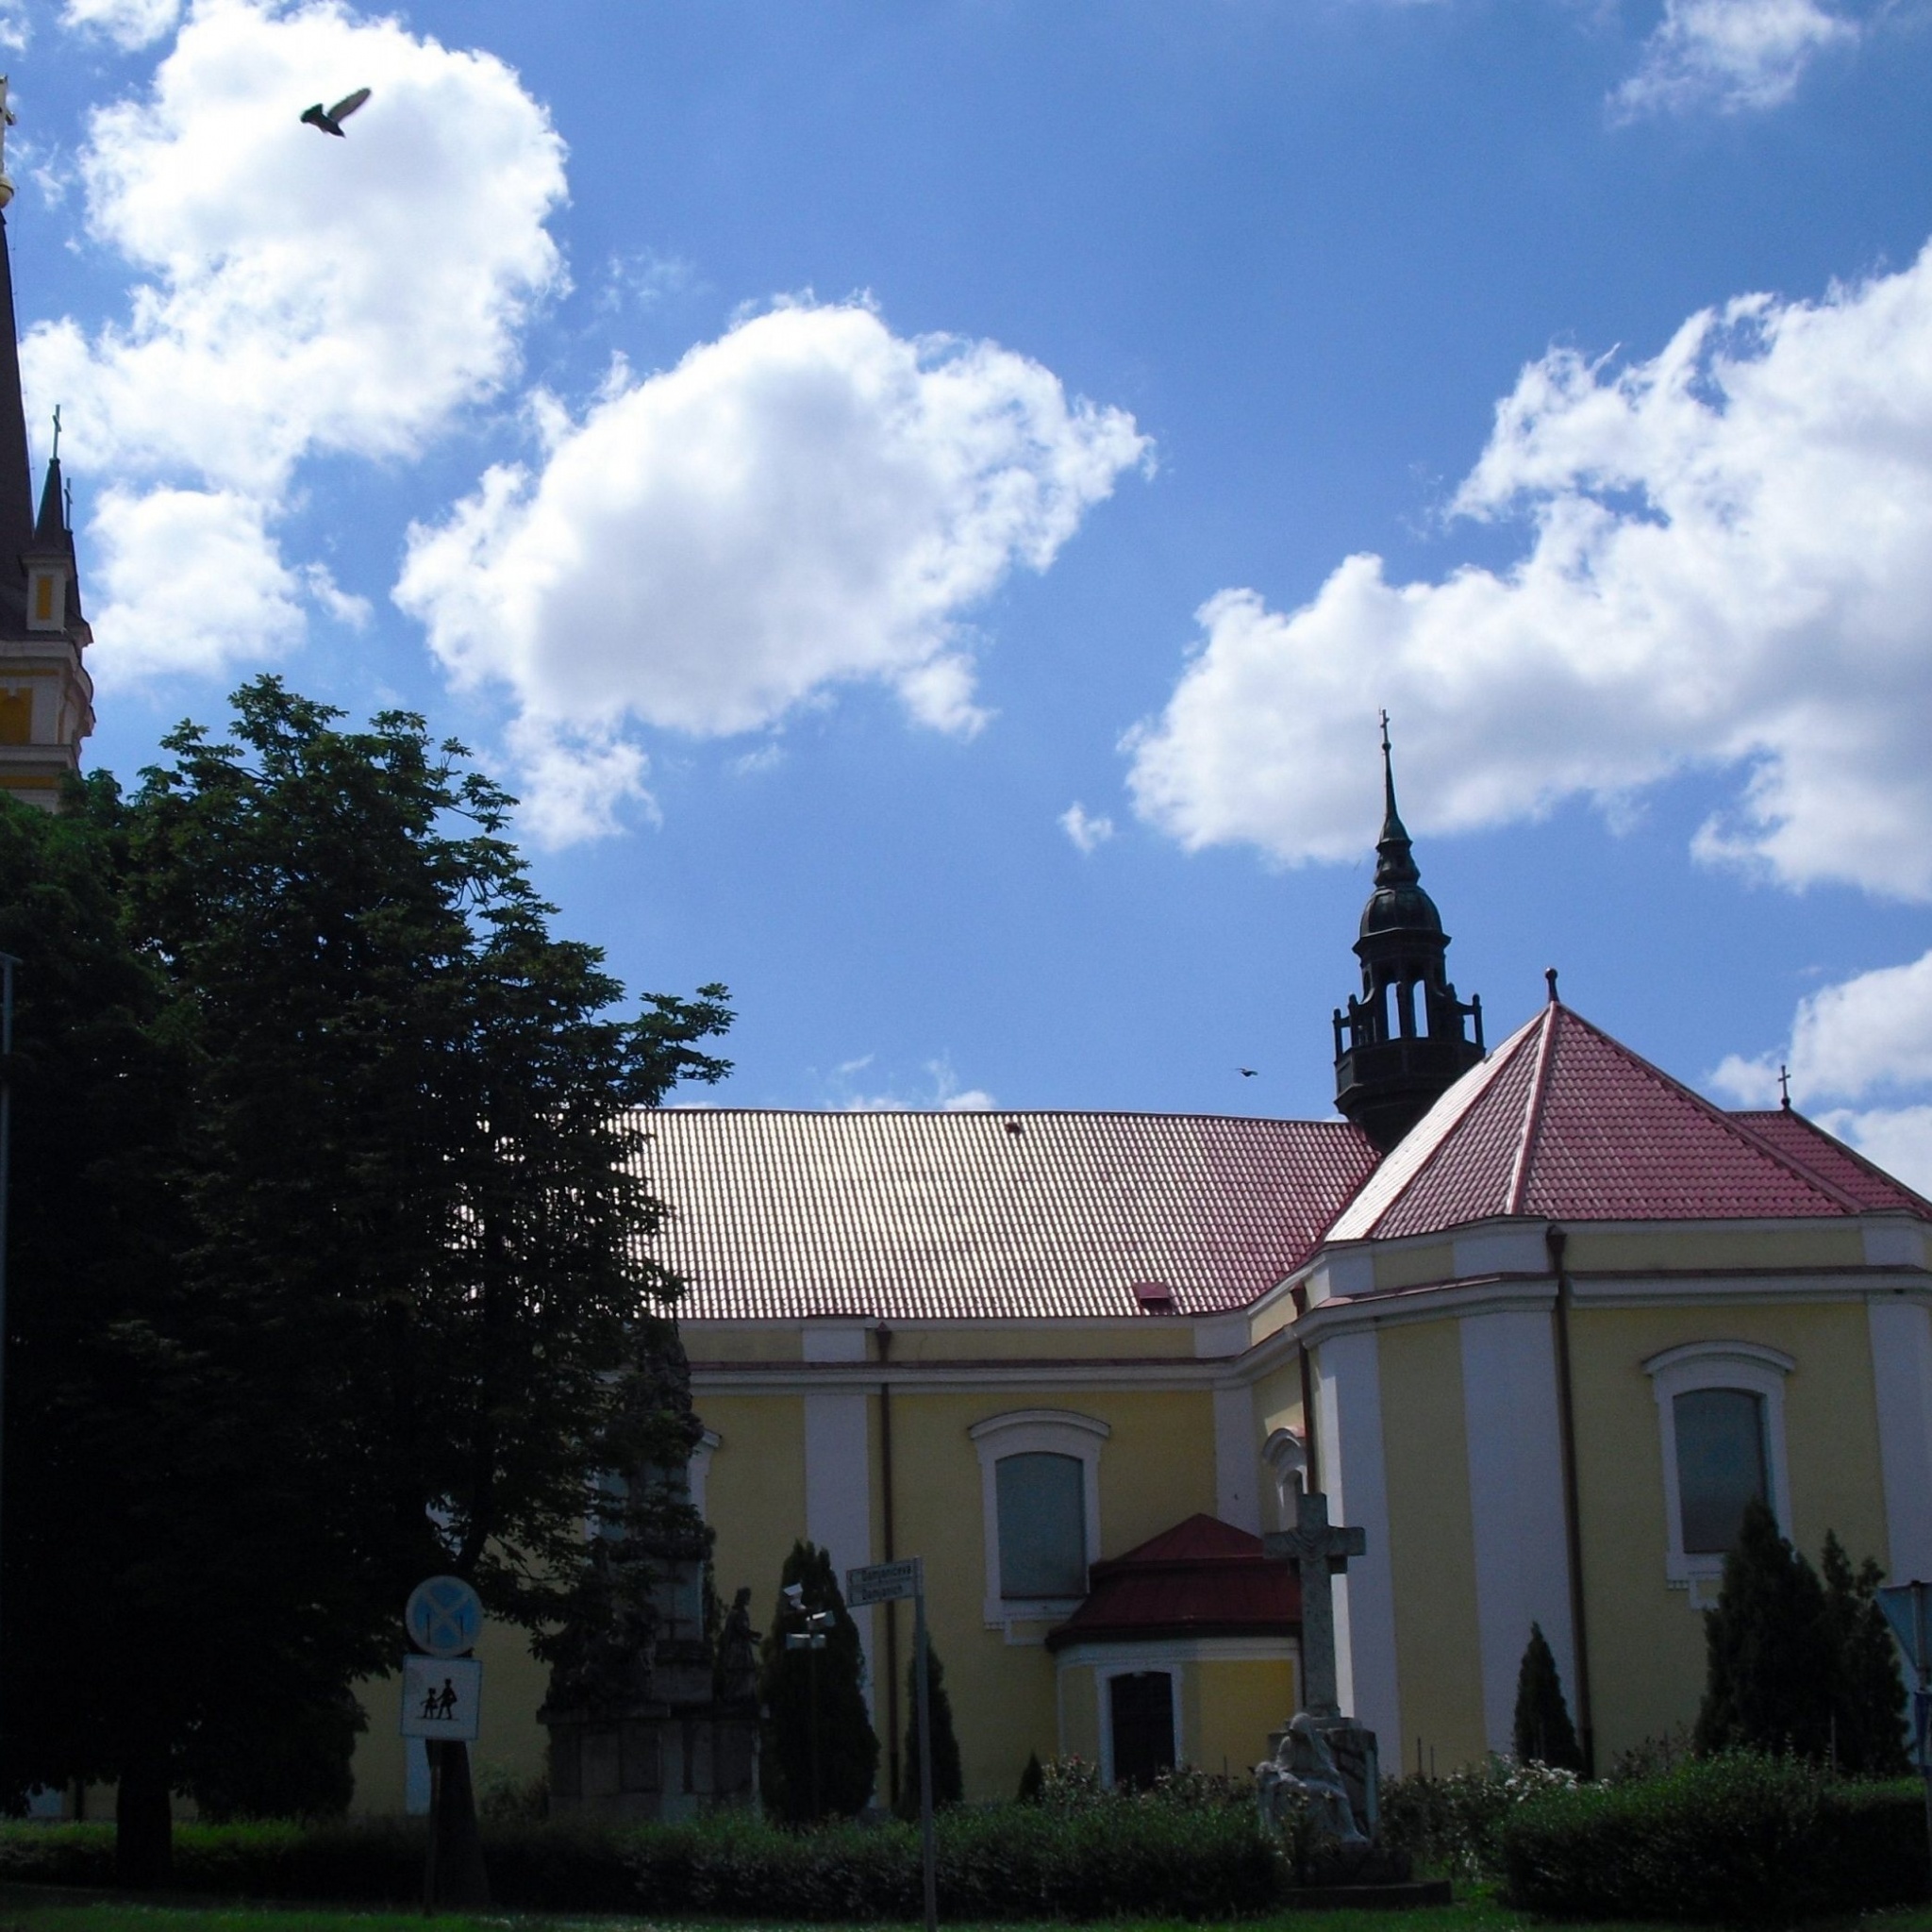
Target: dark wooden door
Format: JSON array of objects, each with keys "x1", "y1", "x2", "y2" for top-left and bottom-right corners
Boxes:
[{"x1": 1109, "y1": 1671, "x2": 1175, "y2": 1789}]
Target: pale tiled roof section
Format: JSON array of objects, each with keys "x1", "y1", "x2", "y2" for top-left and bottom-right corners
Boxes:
[
  {"x1": 637, "y1": 1109, "x2": 1381, "y2": 1323},
  {"x1": 1330, "y1": 1003, "x2": 1905, "y2": 1244}
]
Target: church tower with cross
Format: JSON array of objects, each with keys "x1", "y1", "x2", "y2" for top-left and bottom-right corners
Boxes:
[
  {"x1": 1331, "y1": 721, "x2": 1484, "y2": 1150},
  {"x1": 0, "y1": 82, "x2": 93, "y2": 812}
]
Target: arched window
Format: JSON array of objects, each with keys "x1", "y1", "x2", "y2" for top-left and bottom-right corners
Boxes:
[
  {"x1": 969, "y1": 1409, "x2": 1109, "y2": 1630},
  {"x1": 1644, "y1": 1341, "x2": 1793, "y2": 1597}
]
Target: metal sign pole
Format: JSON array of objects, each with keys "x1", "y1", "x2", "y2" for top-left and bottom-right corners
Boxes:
[{"x1": 915, "y1": 1583, "x2": 936, "y2": 1932}]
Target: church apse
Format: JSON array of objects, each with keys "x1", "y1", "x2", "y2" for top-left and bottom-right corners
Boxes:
[{"x1": 1332, "y1": 723, "x2": 1483, "y2": 1152}]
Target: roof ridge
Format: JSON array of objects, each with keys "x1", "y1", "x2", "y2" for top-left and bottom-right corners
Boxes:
[
  {"x1": 1550, "y1": 1008, "x2": 1864, "y2": 1217},
  {"x1": 1505, "y1": 1003, "x2": 1560, "y2": 1216},
  {"x1": 639, "y1": 1106, "x2": 1369, "y2": 1127}
]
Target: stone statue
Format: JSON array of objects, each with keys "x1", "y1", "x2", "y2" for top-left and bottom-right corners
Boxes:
[
  {"x1": 1255, "y1": 1712, "x2": 1367, "y2": 1846},
  {"x1": 716, "y1": 1586, "x2": 758, "y2": 1707}
]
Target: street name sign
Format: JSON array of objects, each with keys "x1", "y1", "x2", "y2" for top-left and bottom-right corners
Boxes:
[
  {"x1": 400, "y1": 1654, "x2": 482, "y2": 1741},
  {"x1": 846, "y1": 1557, "x2": 923, "y2": 1606}
]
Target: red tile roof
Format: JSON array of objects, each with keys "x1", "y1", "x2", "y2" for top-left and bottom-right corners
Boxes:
[
  {"x1": 641, "y1": 1109, "x2": 1380, "y2": 1324},
  {"x1": 1731, "y1": 1109, "x2": 1932, "y2": 1217},
  {"x1": 1329, "y1": 1003, "x2": 1897, "y2": 1242},
  {"x1": 1046, "y1": 1514, "x2": 1300, "y2": 1650}
]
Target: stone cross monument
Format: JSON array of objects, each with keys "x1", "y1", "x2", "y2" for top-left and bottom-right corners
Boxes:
[
  {"x1": 1262, "y1": 1490, "x2": 1379, "y2": 1839},
  {"x1": 1263, "y1": 1489, "x2": 1366, "y2": 1717}
]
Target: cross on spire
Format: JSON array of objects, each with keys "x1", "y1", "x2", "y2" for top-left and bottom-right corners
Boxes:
[
  {"x1": 1779, "y1": 1063, "x2": 1791, "y2": 1110},
  {"x1": 1263, "y1": 1490, "x2": 1366, "y2": 1718}
]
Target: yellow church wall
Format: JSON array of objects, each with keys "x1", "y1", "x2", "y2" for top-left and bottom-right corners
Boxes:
[
  {"x1": 1375, "y1": 1319, "x2": 1488, "y2": 1772},
  {"x1": 884, "y1": 1324, "x2": 1195, "y2": 1362},
  {"x1": 1566, "y1": 1225, "x2": 1864, "y2": 1275},
  {"x1": 1193, "y1": 1657, "x2": 1295, "y2": 1778},
  {"x1": 885, "y1": 1391, "x2": 1058, "y2": 1797},
  {"x1": 685, "y1": 1325, "x2": 805, "y2": 1362},
  {"x1": 699, "y1": 1393, "x2": 808, "y2": 1607},
  {"x1": 1058, "y1": 1663, "x2": 1100, "y2": 1765},
  {"x1": 1567, "y1": 1301, "x2": 1890, "y2": 1762},
  {"x1": 1255, "y1": 1359, "x2": 1303, "y2": 1437}
]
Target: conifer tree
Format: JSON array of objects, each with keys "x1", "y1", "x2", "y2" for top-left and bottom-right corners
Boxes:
[
  {"x1": 759, "y1": 1541, "x2": 879, "y2": 1821},
  {"x1": 1695, "y1": 1498, "x2": 1832, "y2": 1757},
  {"x1": 1820, "y1": 1531, "x2": 1908, "y2": 1775},
  {"x1": 895, "y1": 1640, "x2": 965, "y2": 1818},
  {"x1": 1017, "y1": 1751, "x2": 1044, "y2": 1803},
  {"x1": 1511, "y1": 1623, "x2": 1583, "y2": 1771}
]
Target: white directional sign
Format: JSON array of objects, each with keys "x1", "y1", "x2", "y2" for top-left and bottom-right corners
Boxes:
[
  {"x1": 400, "y1": 1654, "x2": 482, "y2": 1741},
  {"x1": 405, "y1": 1574, "x2": 483, "y2": 1658},
  {"x1": 846, "y1": 1557, "x2": 923, "y2": 1606}
]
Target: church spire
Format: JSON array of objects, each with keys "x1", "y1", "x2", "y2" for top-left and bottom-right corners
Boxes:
[
  {"x1": 1331, "y1": 721, "x2": 1484, "y2": 1152},
  {"x1": 0, "y1": 77, "x2": 94, "y2": 811}
]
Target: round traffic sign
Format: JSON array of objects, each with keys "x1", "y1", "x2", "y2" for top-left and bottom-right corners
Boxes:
[{"x1": 405, "y1": 1574, "x2": 483, "y2": 1658}]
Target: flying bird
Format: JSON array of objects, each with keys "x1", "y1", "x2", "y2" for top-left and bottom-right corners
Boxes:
[
  {"x1": 301, "y1": 88, "x2": 371, "y2": 138},
  {"x1": 1238, "y1": 1067, "x2": 1258, "y2": 1078}
]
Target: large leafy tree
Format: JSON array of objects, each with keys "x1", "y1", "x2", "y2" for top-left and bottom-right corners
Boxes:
[{"x1": 4, "y1": 682, "x2": 730, "y2": 1875}]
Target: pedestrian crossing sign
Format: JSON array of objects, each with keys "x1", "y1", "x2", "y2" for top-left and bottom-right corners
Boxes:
[{"x1": 400, "y1": 1654, "x2": 482, "y2": 1741}]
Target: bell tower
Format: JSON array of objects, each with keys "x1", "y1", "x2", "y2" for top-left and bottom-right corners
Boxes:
[
  {"x1": 1332, "y1": 719, "x2": 1484, "y2": 1151},
  {"x1": 0, "y1": 79, "x2": 93, "y2": 813}
]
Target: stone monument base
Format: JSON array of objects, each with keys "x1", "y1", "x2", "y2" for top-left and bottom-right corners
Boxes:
[
  {"x1": 544, "y1": 1701, "x2": 759, "y2": 1822},
  {"x1": 1269, "y1": 1715, "x2": 1380, "y2": 1840}
]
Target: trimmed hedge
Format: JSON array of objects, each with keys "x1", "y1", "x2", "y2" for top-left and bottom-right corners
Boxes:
[
  {"x1": 1501, "y1": 1754, "x2": 1928, "y2": 1924},
  {"x1": 0, "y1": 1802, "x2": 1282, "y2": 1921}
]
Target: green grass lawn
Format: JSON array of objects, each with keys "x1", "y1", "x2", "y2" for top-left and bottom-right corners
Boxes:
[{"x1": 7, "y1": 1895, "x2": 1932, "y2": 1932}]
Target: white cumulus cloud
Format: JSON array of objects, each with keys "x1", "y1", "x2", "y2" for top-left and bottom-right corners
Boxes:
[
  {"x1": 25, "y1": 0, "x2": 565, "y2": 677},
  {"x1": 1060, "y1": 802, "x2": 1115, "y2": 854},
  {"x1": 1127, "y1": 240, "x2": 1932, "y2": 902},
  {"x1": 396, "y1": 301, "x2": 1147, "y2": 833},
  {"x1": 1711, "y1": 948, "x2": 1932, "y2": 1197},
  {"x1": 1614, "y1": 0, "x2": 1857, "y2": 117},
  {"x1": 61, "y1": 0, "x2": 181, "y2": 50}
]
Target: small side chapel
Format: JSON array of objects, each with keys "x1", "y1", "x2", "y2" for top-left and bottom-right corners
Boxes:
[{"x1": 358, "y1": 737, "x2": 1932, "y2": 1812}]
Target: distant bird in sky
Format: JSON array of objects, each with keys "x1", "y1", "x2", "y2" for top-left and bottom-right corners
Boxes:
[
  {"x1": 1238, "y1": 1067, "x2": 1258, "y2": 1077},
  {"x1": 301, "y1": 87, "x2": 371, "y2": 137}
]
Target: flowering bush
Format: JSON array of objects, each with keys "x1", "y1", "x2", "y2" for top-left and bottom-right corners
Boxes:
[{"x1": 1379, "y1": 1755, "x2": 1577, "y2": 1880}]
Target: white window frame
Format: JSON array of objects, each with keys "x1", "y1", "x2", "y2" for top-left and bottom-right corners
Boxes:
[
  {"x1": 1643, "y1": 1341, "x2": 1794, "y2": 1592},
  {"x1": 688, "y1": 1427, "x2": 721, "y2": 1521},
  {"x1": 1094, "y1": 1655, "x2": 1185, "y2": 1790},
  {"x1": 969, "y1": 1408, "x2": 1109, "y2": 1629}
]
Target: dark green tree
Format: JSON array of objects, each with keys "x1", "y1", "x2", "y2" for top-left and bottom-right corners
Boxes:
[
  {"x1": 759, "y1": 1540, "x2": 878, "y2": 1821},
  {"x1": 1695, "y1": 1499, "x2": 1832, "y2": 1758},
  {"x1": 895, "y1": 1639, "x2": 964, "y2": 1818},
  {"x1": 1017, "y1": 1750, "x2": 1044, "y2": 1803},
  {"x1": 1512, "y1": 1622, "x2": 1583, "y2": 1771},
  {"x1": 4, "y1": 682, "x2": 731, "y2": 1880},
  {"x1": 1820, "y1": 1531, "x2": 1908, "y2": 1775}
]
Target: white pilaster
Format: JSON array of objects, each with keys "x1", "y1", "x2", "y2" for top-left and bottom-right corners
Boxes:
[
  {"x1": 1313, "y1": 1329, "x2": 1399, "y2": 1748},
  {"x1": 1460, "y1": 1308, "x2": 1574, "y2": 1755},
  {"x1": 1214, "y1": 1384, "x2": 1261, "y2": 1533},
  {"x1": 1868, "y1": 1299, "x2": 1932, "y2": 1582},
  {"x1": 805, "y1": 1389, "x2": 876, "y2": 1725}
]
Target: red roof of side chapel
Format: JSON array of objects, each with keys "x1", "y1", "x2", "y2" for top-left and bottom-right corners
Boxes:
[
  {"x1": 1044, "y1": 1514, "x2": 1300, "y2": 1651},
  {"x1": 1328, "y1": 1001, "x2": 1927, "y2": 1243}
]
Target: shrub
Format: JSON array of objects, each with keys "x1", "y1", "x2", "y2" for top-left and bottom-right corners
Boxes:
[
  {"x1": 1379, "y1": 1757, "x2": 1576, "y2": 1881},
  {"x1": 1501, "y1": 1752, "x2": 1927, "y2": 1923},
  {"x1": 1513, "y1": 1623, "x2": 1583, "y2": 1774},
  {"x1": 0, "y1": 1796, "x2": 1286, "y2": 1921}
]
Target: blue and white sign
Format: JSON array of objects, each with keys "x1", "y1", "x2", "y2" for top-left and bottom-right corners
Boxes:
[
  {"x1": 400, "y1": 1654, "x2": 482, "y2": 1741},
  {"x1": 405, "y1": 1574, "x2": 483, "y2": 1658}
]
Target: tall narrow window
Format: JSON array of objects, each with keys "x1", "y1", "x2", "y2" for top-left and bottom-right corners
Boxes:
[
  {"x1": 996, "y1": 1452, "x2": 1086, "y2": 1598},
  {"x1": 1674, "y1": 1388, "x2": 1767, "y2": 1555}
]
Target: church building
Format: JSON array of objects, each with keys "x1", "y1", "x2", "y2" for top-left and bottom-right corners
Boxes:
[
  {"x1": 357, "y1": 735, "x2": 1932, "y2": 1814},
  {"x1": 0, "y1": 139, "x2": 1912, "y2": 1819}
]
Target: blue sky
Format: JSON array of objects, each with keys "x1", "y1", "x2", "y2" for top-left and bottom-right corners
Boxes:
[{"x1": 10, "y1": 0, "x2": 1932, "y2": 1177}]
